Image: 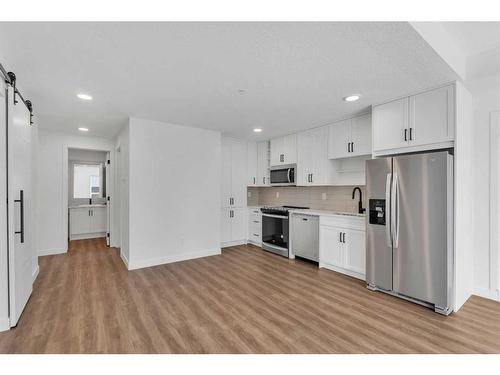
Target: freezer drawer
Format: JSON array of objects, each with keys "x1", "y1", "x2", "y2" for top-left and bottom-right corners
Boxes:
[{"x1": 291, "y1": 214, "x2": 319, "y2": 262}]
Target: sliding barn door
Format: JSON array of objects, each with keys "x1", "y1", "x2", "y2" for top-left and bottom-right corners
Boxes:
[{"x1": 7, "y1": 86, "x2": 34, "y2": 327}]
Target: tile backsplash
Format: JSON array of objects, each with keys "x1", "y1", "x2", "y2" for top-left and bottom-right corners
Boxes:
[{"x1": 247, "y1": 185, "x2": 366, "y2": 213}]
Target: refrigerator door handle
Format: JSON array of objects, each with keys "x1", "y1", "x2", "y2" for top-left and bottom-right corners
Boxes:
[
  {"x1": 385, "y1": 173, "x2": 392, "y2": 247},
  {"x1": 392, "y1": 172, "x2": 400, "y2": 248}
]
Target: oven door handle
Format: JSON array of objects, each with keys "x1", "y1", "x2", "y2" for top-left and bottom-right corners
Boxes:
[{"x1": 262, "y1": 213, "x2": 289, "y2": 219}]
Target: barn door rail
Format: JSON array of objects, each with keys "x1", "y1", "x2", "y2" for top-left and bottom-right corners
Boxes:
[{"x1": 0, "y1": 61, "x2": 34, "y2": 125}]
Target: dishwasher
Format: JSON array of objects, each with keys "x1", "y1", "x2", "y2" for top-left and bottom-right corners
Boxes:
[{"x1": 291, "y1": 214, "x2": 319, "y2": 262}]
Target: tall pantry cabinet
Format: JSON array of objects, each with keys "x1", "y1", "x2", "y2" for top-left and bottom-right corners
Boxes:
[{"x1": 221, "y1": 137, "x2": 248, "y2": 247}]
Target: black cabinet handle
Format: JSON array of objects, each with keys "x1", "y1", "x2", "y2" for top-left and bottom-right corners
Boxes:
[
  {"x1": 409, "y1": 127, "x2": 413, "y2": 141},
  {"x1": 342, "y1": 232, "x2": 346, "y2": 243},
  {"x1": 404, "y1": 129, "x2": 408, "y2": 141},
  {"x1": 311, "y1": 173, "x2": 313, "y2": 183},
  {"x1": 351, "y1": 142, "x2": 354, "y2": 153},
  {"x1": 339, "y1": 232, "x2": 342, "y2": 243},
  {"x1": 263, "y1": 177, "x2": 265, "y2": 184},
  {"x1": 347, "y1": 142, "x2": 350, "y2": 153},
  {"x1": 14, "y1": 190, "x2": 24, "y2": 243},
  {"x1": 253, "y1": 177, "x2": 255, "y2": 184}
]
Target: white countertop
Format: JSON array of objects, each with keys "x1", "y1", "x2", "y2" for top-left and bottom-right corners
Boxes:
[
  {"x1": 69, "y1": 204, "x2": 107, "y2": 209},
  {"x1": 289, "y1": 209, "x2": 365, "y2": 218}
]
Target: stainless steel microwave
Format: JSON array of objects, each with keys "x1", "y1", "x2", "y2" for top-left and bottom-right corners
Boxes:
[{"x1": 270, "y1": 164, "x2": 296, "y2": 186}]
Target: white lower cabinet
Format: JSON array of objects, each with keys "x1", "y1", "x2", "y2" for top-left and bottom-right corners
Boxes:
[
  {"x1": 221, "y1": 207, "x2": 247, "y2": 247},
  {"x1": 69, "y1": 206, "x2": 107, "y2": 240},
  {"x1": 319, "y1": 215, "x2": 366, "y2": 280},
  {"x1": 247, "y1": 207, "x2": 262, "y2": 246}
]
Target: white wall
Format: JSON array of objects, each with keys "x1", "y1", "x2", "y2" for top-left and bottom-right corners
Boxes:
[
  {"x1": 36, "y1": 129, "x2": 114, "y2": 256},
  {"x1": 124, "y1": 117, "x2": 221, "y2": 270},
  {"x1": 116, "y1": 124, "x2": 129, "y2": 266},
  {"x1": 468, "y1": 74, "x2": 500, "y2": 300}
]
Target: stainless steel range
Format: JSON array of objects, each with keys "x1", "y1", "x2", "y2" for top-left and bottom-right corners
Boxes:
[{"x1": 260, "y1": 205, "x2": 309, "y2": 257}]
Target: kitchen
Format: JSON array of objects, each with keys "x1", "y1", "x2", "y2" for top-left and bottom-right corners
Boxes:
[
  {"x1": 0, "y1": 19, "x2": 498, "y2": 357},
  {"x1": 222, "y1": 82, "x2": 461, "y2": 315}
]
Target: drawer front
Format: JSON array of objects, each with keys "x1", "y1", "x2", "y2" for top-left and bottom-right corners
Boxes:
[
  {"x1": 250, "y1": 221, "x2": 262, "y2": 235},
  {"x1": 320, "y1": 215, "x2": 365, "y2": 231}
]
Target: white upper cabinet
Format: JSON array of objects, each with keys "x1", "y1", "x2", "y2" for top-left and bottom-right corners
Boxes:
[
  {"x1": 373, "y1": 97, "x2": 409, "y2": 153},
  {"x1": 409, "y1": 85, "x2": 454, "y2": 147},
  {"x1": 257, "y1": 141, "x2": 270, "y2": 186},
  {"x1": 350, "y1": 114, "x2": 372, "y2": 156},
  {"x1": 328, "y1": 114, "x2": 372, "y2": 159},
  {"x1": 221, "y1": 137, "x2": 247, "y2": 208},
  {"x1": 373, "y1": 84, "x2": 455, "y2": 156},
  {"x1": 247, "y1": 141, "x2": 258, "y2": 186},
  {"x1": 297, "y1": 126, "x2": 333, "y2": 186},
  {"x1": 270, "y1": 134, "x2": 297, "y2": 166}
]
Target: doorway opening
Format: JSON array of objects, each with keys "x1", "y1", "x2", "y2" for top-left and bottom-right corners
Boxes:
[{"x1": 67, "y1": 148, "x2": 111, "y2": 245}]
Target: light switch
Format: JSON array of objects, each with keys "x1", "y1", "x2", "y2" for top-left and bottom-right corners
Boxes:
[{"x1": 322, "y1": 192, "x2": 327, "y2": 200}]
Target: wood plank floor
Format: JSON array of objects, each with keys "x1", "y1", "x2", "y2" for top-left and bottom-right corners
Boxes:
[{"x1": 0, "y1": 238, "x2": 499, "y2": 353}]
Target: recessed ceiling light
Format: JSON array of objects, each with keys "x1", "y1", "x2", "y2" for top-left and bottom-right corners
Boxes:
[
  {"x1": 253, "y1": 128, "x2": 262, "y2": 133},
  {"x1": 78, "y1": 127, "x2": 89, "y2": 132},
  {"x1": 77, "y1": 93, "x2": 93, "y2": 101},
  {"x1": 344, "y1": 94, "x2": 360, "y2": 102}
]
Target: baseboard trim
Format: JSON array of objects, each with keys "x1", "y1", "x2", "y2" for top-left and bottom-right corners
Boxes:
[
  {"x1": 473, "y1": 287, "x2": 500, "y2": 302},
  {"x1": 70, "y1": 232, "x2": 106, "y2": 241},
  {"x1": 38, "y1": 247, "x2": 67, "y2": 257},
  {"x1": 32, "y1": 265, "x2": 39, "y2": 283},
  {"x1": 120, "y1": 250, "x2": 129, "y2": 270},
  {"x1": 319, "y1": 262, "x2": 366, "y2": 281},
  {"x1": 0, "y1": 317, "x2": 9, "y2": 333},
  {"x1": 221, "y1": 240, "x2": 246, "y2": 248},
  {"x1": 127, "y1": 247, "x2": 221, "y2": 271}
]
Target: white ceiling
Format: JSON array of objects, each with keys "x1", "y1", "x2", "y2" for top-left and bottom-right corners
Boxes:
[
  {"x1": 440, "y1": 22, "x2": 500, "y2": 57},
  {"x1": 0, "y1": 22, "x2": 458, "y2": 140}
]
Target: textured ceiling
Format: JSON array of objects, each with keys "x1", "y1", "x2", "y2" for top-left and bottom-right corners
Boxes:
[{"x1": 0, "y1": 22, "x2": 458, "y2": 140}]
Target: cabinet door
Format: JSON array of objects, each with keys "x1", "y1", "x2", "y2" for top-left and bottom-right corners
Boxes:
[
  {"x1": 230, "y1": 140, "x2": 247, "y2": 207},
  {"x1": 221, "y1": 208, "x2": 232, "y2": 243},
  {"x1": 257, "y1": 141, "x2": 270, "y2": 186},
  {"x1": 319, "y1": 226, "x2": 344, "y2": 267},
  {"x1": 373, "y1": 97, "x2": 409, "y2": 152},
  {"x1": 247, "y1": 141, "x2": 258, "y2": 186},
  {"x1": 221, "y1": 138, "x2": 232, "y2": 207},
  {"x1": 283, "y1": 134, "x2": 297, "y2": 164},
  {"x1": 409, "y1": 85, "x2": 454, "y2": 147},
  {"x1": 297, "y1": 130, "x2": 313, "y2": 186},
  {"x1": 327, "y1": 119, "x2": 350, "y2": 159},
  {"x1": 344, "y1": 229, "x2": 366, "y2": 276},
  {"x1": 231, "y1": 207, "x2": 247, "y2": 242},
  {"x1": 90, "y1": 207, "x2": 107, "y2": 233},
  {"x1": 310, "y1": 126, "x2": 329, "y2": 185},
  {"x1": 70, "y1": 208, "x2": 91, "y2": 235},
  {"x1": 350, "y1": 113, "x2": 372, "y2": 157},
  {"x1": 270, "y1": 137, "x2": 283, "y2": 166}
]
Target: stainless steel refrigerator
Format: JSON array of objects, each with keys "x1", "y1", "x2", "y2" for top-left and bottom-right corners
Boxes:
[{"x1": 366, "y1": 151, "x2": 454, "y2": 315}]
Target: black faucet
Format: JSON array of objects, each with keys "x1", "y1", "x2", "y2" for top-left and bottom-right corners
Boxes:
[{"x1": 352, "y1": 187, "x2": 365, "y2": 214}]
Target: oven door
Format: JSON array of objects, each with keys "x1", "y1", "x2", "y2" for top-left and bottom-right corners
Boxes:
[
  {"x1": 270, "y1": 165, "x2": 295, "y2": 186},
  {"x1": 262, "y1": 214, "x2": 289, "y2": 257}
]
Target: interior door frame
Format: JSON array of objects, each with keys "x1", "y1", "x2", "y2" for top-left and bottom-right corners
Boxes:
[
  {"x1": 62, "y1": 144, "x2": 115, "y2": 249},
  {"x1": 490, "y1": 110, "x2": 500, "y2": 300}
]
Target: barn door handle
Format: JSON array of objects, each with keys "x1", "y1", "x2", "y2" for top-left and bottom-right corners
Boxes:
[{"x1": 14, "y1": 190, "x2": 24, "y2": 243}]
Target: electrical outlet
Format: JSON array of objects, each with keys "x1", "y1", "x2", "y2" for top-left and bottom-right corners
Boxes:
[
  {"x1": 276, "y1": 192, "x2": 280, "y2": 198},
  {"x1": 322, "y1": 192, "x2": 327, "y2": 200}
]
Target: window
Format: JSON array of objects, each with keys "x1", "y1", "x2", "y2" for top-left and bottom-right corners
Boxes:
[{"x1": 73, "y1": 163, "x2": 102, "y2": 199}]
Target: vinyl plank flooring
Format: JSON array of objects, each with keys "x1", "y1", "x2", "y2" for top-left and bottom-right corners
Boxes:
[{"x1": 0, "y1": 239, "x2": 499, "y2": 353}]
